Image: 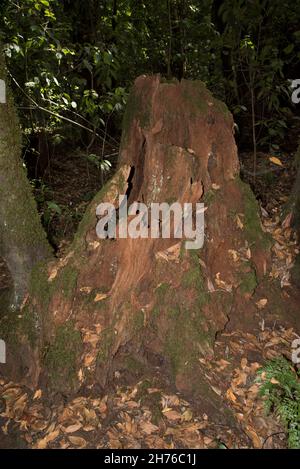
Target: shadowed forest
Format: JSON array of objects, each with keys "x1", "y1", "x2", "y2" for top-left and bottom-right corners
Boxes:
[{"x1": 1, "y1": 0, "x2": 300, "y2": 452}]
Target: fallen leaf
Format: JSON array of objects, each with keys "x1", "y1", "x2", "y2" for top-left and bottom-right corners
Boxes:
[
  {"x1": 63, "y1": 423, "x2": 82, "y2": 433},
  {"x1": 269, "y1": 156, "x2": 283, "y2": 167},
  {"x1": 236, "y1": 214, "x2": 244, "y2": 230},
  {"x1": 181, "y1": 409, "x2": 193, "y2": 421},
  {"x1": 226, "y1": 388, "x2": 237, "y2": 403},
  {"x1": 256, "y1": 298, "x2": 268, "y2": 310},
  {"x1": 162, "y1": 409, "x2": 182, "y2": 421},
  {"x1": 33, "y1": 389, "x2": 42, "y2": 400},
  {"x1": 94, "y1": 293, "x2": 108, "y2": 302},
  {"x1": 36, "y1": 429, "x2": 60, "y2": 449},
  {"x1": 241, "y1": 357, "x2": 248, "y2": 369},
  {"x1": 48, "y1": 268, "x2": 58, "y2": 282},
  {"x1": 68, "y1": 436, "x2": 87, "y2": 448},
  {"x1": 140, "y1": 421, "x2": 159, "y2": 435},
  {"x1": 245, "y1": 425, "x2": 261, "y2": 448}
]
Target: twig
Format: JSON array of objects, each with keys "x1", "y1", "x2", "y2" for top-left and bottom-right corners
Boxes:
[{"x1": 262, "y1": 431, "x2": 286, "y2": 448}]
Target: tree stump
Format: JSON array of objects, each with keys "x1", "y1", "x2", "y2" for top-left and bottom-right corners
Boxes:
[{"x1": 1, "y1": 75, "x2": 271, "y2": 417}]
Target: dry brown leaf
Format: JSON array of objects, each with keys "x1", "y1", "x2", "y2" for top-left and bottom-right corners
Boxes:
[
  {"x1": 84, "y1": 354, "x2": 96, "y2": 367},
  {"x1": 241, "y1": 357, "x2": 248, "y2": 369},
  {"x1": 36, "y1": 429, "x2": 60, "y2": 449},
  {"x1": 226, "y1": 388, "x2": 237, "y2": 403},
  {"x1": 228, "y1": 249, "x2": 239, "y2": 262},
  {"x1": 83, "y1": 425, "x2": 96, "y2": 432},
  {"x1": 236, "y1": 214, "x2": 244, "y2": 230},
  {"x1": 63, "y1": 423, "x2": 82, "y2": 433},
  {"x1": 181, "y1": 409, "x2": 193, "y2": 421},
  {"x1": 140, "y1": 421, "x2": 159, "y2": 435},
  {"x1": 245, "y1": 425, "x2": 261, "y2": 448},
  {"x1": 80, "y1": 287, "x2": 92, "y2": 294},
  {"x1": 33, "y1": 389, "x2": 42, "y2": 400},
  {"x1": 48, "y1": 268, "x2": 58, "y2": 282},
  {"x1": 94, "y1": 293, "x2": 108, "y2": 302},
  {"x1": 269, "y1": 156, "x2": 283, "y2": 167},
  {"x1": 68, "y1": 436, "x2": 87, "y2": 448},
  {"x1": 162, "y1": 409, "x2": 182, "y2": 421},
  {"x1": 210, "y1": 385, "x2": 222, "y2": 396},
  {"x1": 256, "y1": 298, "x2": 268, "y2": 310}
]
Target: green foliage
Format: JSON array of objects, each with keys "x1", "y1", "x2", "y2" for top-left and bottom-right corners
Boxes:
[
  {"x1": 219, "y1": 0, "x2": 300, "y2": 151},
  {"x1": 257, "y1": 357, "x2": 300, "y2": 448}
]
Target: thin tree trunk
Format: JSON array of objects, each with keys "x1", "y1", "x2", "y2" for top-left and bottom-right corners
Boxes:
[{"x1": 0, "y1": 47, "x2": 51, "y2": 309}]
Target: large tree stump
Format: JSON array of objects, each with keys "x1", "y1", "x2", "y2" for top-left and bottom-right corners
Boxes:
[{"x1": 1, "y1": 75, "x2": 271, "y2": 417}]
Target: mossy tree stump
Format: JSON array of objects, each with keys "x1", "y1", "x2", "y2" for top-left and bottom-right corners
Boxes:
[{"x1": 1, "y1": 75, "x2": 272, "y2": 418}]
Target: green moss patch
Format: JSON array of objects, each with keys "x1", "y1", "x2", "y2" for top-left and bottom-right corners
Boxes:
[
  {"x1": 237, "y1": 178, "x2": 272, "y2": 250},
  {"x1": 182, "y1": 251, "x2": 209, "y2": 307},
  {"x1": 44, "y1": 322, "x2": 82, "y2": 390},
  {"x1": 56, "y1": 265, "x2": 78, "y2": 299},
  {"x1": 165, "y1": 304, "x2": 213, "y2": 378},
  {"x1": 239, "y1": 269, "x2": 258, "y2": 295},
  {"x1": 0, "y1": 303, "x2": 38, "y2": 349},
  {"x1": 97, "y1": 327, "x2": 114, "y2": 364}
]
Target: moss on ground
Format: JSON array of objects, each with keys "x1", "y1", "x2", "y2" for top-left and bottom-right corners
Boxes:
[
  {"x1": 97, "y1": 327, "x2": 114, "y2": 364},
  {"x1": 165, "y1": 304, "x2": 213, "y2": 378},
  {"x1": 0, "y1": 301, "x2": 38, "y2": 349},
  {"x1": 202, "y1": 189, "x2": 217, "y2": 206},
  {"x1": 44, "y1": 322, "x2": 82, "y2": 390},
  {"x1": 137, "y1": 380, "x2": 163, "y2": 425},
  {"x1": 56, "y1": 265, "x2": 78, "y2": 299},
  {"x1": 236, "y1": 178, "x2": 272, "y2": 250},
  {"x1": 155, "y1": 282, "x2": 170, "y2": 301},
  {"x1": 19, "y1": 306, "x2": 38, "y2": 346},
  {"x1": 29, "y1": 262, "x2": 78, "y2": 312},
  {"x1": 182, "y1": 251, "x2": 209, "y2": 307},
  {"x1": 239, "y1": 269, "x2": 258, "y2": 295},
  {"x1": 125, "y1": 355, "x2": 144, "y2": 374},
  {"x1": 29, "y1": 262, "x2": 51, "y2": 310},
  {"x1": 132, "y1": 310, "x2": 144, "y2": 333}
]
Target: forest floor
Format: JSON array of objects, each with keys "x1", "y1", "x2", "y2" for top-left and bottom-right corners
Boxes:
[{"x1": 0, "y1": 147, "x2": 300, "y2": 449}]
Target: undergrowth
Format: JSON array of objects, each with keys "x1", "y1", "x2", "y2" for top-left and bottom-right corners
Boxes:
[{"x1": 257, "y1": 357, "x2": 300, "y2": 448}]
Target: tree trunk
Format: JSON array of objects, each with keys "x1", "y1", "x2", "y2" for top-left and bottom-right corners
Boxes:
[
  {"x1": 0, "y1": 47, "x2": 51, "y2": 309},
  {"x1": 290, "y1": 144, "x2": 300, "y2": 285}
]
